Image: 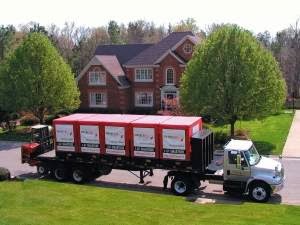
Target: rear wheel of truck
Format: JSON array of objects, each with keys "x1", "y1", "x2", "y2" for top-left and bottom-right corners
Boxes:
[
  {"x1": 72, "y1": 168, "x2": 86, "y2": 184},
  {"x1": 37, "y1": 164, "x2": 48, "y2": 176},
  {"x1": 249, "y1": 182, "x2": 270, "y2": 203},
  {"x1": 53, "y1": 167, "x2": 67, "y2": 181},
  {"x1": 171, "y1": 176, "x2": 192, "y2": 196}
]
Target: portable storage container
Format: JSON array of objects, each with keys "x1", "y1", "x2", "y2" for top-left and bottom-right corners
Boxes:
[
  {"x1": 130, "y1": 116, "x2": 173, "y2": 158},
  {"x1": 77, "y1": 114, "x2": 111, "y2": 154},
  {"x1": 101, "y1": 114, "x2": 145, "y2": 156},
  {"x1": 159, "y1": 116, "x2": 202, "y2": 161},
  {"x1": 53, "y1": 114, "x2": 91, "y2": 152}
]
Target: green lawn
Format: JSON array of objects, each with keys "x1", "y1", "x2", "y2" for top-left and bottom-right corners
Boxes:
[
  {"x1": 209, "y1": 111, "x2": 294, "y2": 155},
  {"x1": 0, "y1": 180, "x2": 299, "y2": 225},
  {"x1": 0, "y1": 125, "x2": 31, "y2": 142}
]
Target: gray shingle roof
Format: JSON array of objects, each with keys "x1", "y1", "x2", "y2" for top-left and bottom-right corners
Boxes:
[
  {"x1": 124, "y1": 31, "x2": 194, "y2": 66},
  {"x1": 94, "y1": 44, "x2": 153, "y2": 65}
]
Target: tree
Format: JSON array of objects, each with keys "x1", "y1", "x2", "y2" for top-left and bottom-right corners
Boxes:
[
  {"x1": 0, "y1": 25, "x2": 16, "y2": 60},
  {"x1": 173, "y1": 18, "x2": 199, "y2": 33},
  {"x1": 180, "y1": 25, "x2": 286, "y2": 136},
  {"x1": 108, "y1": 20, "x2": 121, "y2": 44},
  {"x1": 256, "y1": 30, "x2": 272, "y2": 49},
  {"x1": 0, "y1": 33, "x2": 80, "y2": 123}
]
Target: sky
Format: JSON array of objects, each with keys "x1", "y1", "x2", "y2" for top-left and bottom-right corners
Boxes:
[{"x1": 1, "y1": 0, "x2": 300, "y2": 36}]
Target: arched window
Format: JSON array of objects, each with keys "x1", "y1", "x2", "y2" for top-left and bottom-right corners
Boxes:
[{"x1": 166, "y1": 68, "x2": 174, "y2": 85}]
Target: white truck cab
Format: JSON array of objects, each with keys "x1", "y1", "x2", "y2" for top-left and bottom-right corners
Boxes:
[{"x1": 222, "y1": 139, "x2": 285, "y2": 202}]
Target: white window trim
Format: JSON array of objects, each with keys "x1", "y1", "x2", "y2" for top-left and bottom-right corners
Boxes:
[
  {"x1": 165, "y1": 67, "x2": 175, "y2": 85},
  {"x1": 89, "y1": 92, "x2": 107, "y2": 108},
  {"x1": 134, "y1": 68, "x2": 153, "y2": 82},
  {"x1": 135, "y1": 92, "x2": 153, "y2": 107},
  {"x1": 88, "y1": 71, "x2": 106, "y2": 86},
  {"x1": 183, "y1": 43, "x2": 193, "y2": 54}
]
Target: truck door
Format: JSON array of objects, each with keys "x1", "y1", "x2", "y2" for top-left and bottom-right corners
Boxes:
[{"x1": 224, "y1": 150, "x2": 251, "y2": 182}]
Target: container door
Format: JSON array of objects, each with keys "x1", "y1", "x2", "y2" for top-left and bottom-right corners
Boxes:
[
  {"x1": 105, "y1": 126, "x2": 126, "y2": 155},
  {"x1": 133, "y1": 127, "x2": 156, "y2": 158},
  {"x1": 162, "y1": 129, "x2": 186, "y2": 160},
  {"x1": 55, "y1": 124, "x2": 75, "y2": 151},
  {"x1": 80, "y1": 125, "x2": 100, "y2": 153}
]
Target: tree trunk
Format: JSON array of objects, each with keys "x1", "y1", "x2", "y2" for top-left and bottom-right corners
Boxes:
[
  {"x1": 230, "y1": 121, "x2": 235, "y2": 137},
  {"x1": 35, "y1": 107, "x2": 45, "y2": 124},
  {"x1": 229, "y1": 115, "x2": 237, "y2": 137}
]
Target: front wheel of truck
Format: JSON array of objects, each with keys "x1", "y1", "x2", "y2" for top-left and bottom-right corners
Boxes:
[
  {"x1": 249, "y1": 182, "x2": 270, "y2": 203},
  {"x1": 171, "y1": 176, "x2": 192, "y2": 196}
]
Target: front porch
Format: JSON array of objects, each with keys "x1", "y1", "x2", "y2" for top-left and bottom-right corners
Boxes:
[{"x1": 159, "y1": 85, "x2": 179, "y2": 112}]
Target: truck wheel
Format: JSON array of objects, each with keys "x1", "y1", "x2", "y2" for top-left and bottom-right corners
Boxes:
[
  {"x1": 249, "y1": 182, "x2": 270, "y2": 203},
  {"x1": 171, "y1": 176, "x2": 192, "y2": 196},
  {"x1": 54, "y1": 167, "x2": 66, "y2": 181},
  {"x1": 37, "y1": 164, "x2": 48, "y2": 176},
  {"x1": 72, "y1": 169, "x2": 85, "y2": 184}
]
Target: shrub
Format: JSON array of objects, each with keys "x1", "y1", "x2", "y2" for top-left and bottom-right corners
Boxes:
[
  {"x1": 20, "y1": 115, "x2": 39, "y2": 126},
  {"x1": 0, "y1": 167, "x2": 10, "y2": 181},
  {"x1": 8, "y1": 112, "x2": 21, "y2": 120},
  {"x1": 234, "y1": 129, "x2": 250, "y2": 140}
]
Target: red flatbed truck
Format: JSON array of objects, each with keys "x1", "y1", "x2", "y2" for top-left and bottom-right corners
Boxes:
[{"x1": 21, "y1": 114, "x2": 284, "y2": 202}]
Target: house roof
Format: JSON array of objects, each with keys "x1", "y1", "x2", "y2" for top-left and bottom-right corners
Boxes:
[
  {"x1": 94, "y1": 44, "x2": 153, "y2": 65},
  {"x1": 124, "y1": 31, "x2": 195, "y2": 66},
  {"x1": 77, "y1": 55, "x2": 130, "y2": 87}
]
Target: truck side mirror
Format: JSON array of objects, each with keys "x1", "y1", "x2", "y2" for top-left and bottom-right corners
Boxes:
[{"x1": 236, "y1": 154, "x2": 241, "y2": 169}]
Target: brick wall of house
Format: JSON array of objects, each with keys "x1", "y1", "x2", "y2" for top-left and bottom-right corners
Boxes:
[
  {"x1": 78, "y1": 65, "x2": 131, "y2": 113},
  {"x1": 124, "y1": 54, "x2": 187, "y2": 111},
  {"x1": 174, "y1": 39, "x2": 195, "y2": 62}
]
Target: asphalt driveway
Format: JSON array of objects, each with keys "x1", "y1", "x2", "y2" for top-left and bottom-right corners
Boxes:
[{"x1": 0, "y1": 141, "x2": 298, "y2": 205}]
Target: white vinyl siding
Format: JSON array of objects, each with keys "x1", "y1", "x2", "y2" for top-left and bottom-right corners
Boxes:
[
  {"x1": 89, "y1": 92, "x2": 107, "y2": 108},
  {"x1": 135, "y1": 68, "x2": 153, "y2": 82},
  {"x1": 89, "y1": 71, "x2": 106, "y2": 85},
  {"x1": 135, "y1": 92, "x2": 153, "y2": 107}
]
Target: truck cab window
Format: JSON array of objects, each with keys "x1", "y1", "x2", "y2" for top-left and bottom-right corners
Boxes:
[{"x1": 228, "y1": 151, "x2": 237, "y2": 164}]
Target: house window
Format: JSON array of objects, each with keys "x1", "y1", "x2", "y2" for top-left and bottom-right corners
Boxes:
[
  {"x1": 135, "y1": 68, "x2": 153, "y2": 82},
  {"x1": 89, "y1": 71, "x2": 106, "y2": 85},
  {"x1": 135, "y1": 92, "x2": 153, "y2": 107},
  {"x1": 89, "y1": 92, "x2": 107, "y2": 108},
  {"x1": 183, "y1": 43, "x2": 193, "y2": 54},
  {"x1": 166, "y1": 68, "x2": 175, "y2": 85}
]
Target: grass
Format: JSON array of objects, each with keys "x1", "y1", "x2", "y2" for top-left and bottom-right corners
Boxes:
[
  {"x1": 0, "y1": 125, "x2": 31, "y2": 142},
  {"x1": 0, "y1": 180, "x2": 300, "y2": 225},
  {"x1": 208, "y1": 111, "x2": 294, "y2": 155}
]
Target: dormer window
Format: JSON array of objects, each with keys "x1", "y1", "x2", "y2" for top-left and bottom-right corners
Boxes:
[
  {"x1": 89, "y1": 70, "x2": 106, "y2": 85},
  {"x1": 166, "y1": 68, "x2": 175, "y2": 85},
  {"x1": 183, "y1": 43, "x2": 193, "y2": 54}
]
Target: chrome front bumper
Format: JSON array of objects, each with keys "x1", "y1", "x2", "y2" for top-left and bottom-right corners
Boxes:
[{"x1": 271, "y1": 177, "x2": 285, "y2": 193}]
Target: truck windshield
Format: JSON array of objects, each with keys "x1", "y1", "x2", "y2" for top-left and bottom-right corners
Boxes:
[{"x1": 243, "y1": 145, "x2": 260, "y2": 166}]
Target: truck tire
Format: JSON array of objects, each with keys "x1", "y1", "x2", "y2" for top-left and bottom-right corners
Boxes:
[
  {"x1": 171, "y1": 176, "x2": 192, "y2": 196},
  {"x1": 72, "y1": 168, "x2": 86, "y2": 184},
  {"x1": 37, "y1": 164, "x2": 48, "y2": 176},
  {"x1": 53, "y1": 167, "x2": 66, "y2": 181},
  {"x1": 249, "y1": 182, "x2": 270, "y2": 203}
]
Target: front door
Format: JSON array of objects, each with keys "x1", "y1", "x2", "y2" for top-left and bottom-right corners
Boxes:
[
  {"x1": 162, "y1": 91, "x2": 177, "y2": 110},
  {"x1": 224, "y1": 150, "x2": 251, "y2": 182}
]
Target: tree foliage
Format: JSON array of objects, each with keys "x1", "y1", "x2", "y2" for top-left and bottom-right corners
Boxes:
[
  {"x1": 0, "y1": 25, "x2": 16, "y2": 60},
  {"x1": 0, "y1": 33, "x2": 80, "y2": 123},
  {"x1": 180, "y1": 25, "x2": 286, "y2": 136}
]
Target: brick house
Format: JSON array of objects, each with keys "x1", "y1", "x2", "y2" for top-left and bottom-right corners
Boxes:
[{"x1": 77, "y1": 31, "x2": 200, "y2": 113}]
